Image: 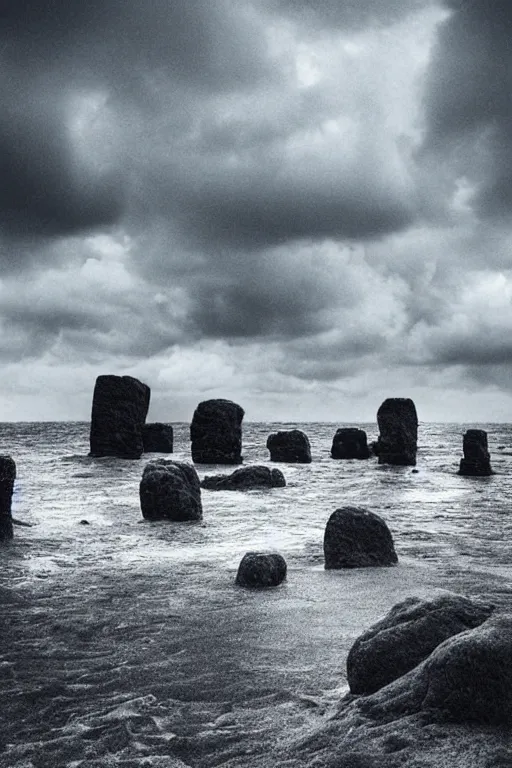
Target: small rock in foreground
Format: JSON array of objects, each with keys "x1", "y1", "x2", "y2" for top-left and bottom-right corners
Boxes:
[{"x1": 235, "y1": 552, "x2": 287, "y2": 588}]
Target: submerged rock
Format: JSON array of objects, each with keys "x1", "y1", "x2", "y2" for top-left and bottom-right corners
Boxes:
[
  {"x1": 458, "y1": 429, "x2": 493, "y2": 476},
  {"x1": 331, "y1": 428, "x2": 370, "y2": 460},
  {"x1": 190, "y1": 399, "x2": 244, "y2": 464},
  {"x1": 201, "y1": 465, "x2": 286, "y2": 491},
  {"x1": 347, "y1": 593, "x2": 495, "y2": 695},
  {"x1": 89, "y1": 374, "x2": 150, "y2": 459},
  {"x1": 143, "y1": 423, "x2": 174, "y2": 453},
  {"x1": 323, "y1": 506, "x2": 398, "y2": 569},
  {"x1": 0, "y1": 455, "x2": 15, "y2": 540},
  {"x1": 235, "y1": 552, "x2": 287, "y2": 588},
  {"x1": 376, "y1": 397, "x2": 418, "y2": 466},
  {"x1": 266, "y1": 429, "x2": 312, "y2": 463},
  {"x1": 140, "y1": 460, "x2": 202, "y2": 521}
]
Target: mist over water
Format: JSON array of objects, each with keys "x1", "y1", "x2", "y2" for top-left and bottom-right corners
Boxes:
[{"x1": 1, "y1": 421, "x2": 512, "y2": 766}]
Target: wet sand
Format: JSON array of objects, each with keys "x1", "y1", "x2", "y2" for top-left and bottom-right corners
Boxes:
[{"x1": 2, "y1": 555, "x2": 512, "y2": 767}]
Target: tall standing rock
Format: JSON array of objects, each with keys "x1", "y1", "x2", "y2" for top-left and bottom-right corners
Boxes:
[
  {"x1": 143, "y1": 423, "x2": 174, "y2": 453},
  {"x1": 266, "y1": 429, "x2": 312, "y2": 463},
  {"x1": 89, "y1": 375, "x2": 150, "y2": 459},
  {"x1": 376, "y1": 398, "x2": 418, "y2": 466},
  {"x1": 324, "y1": 506, "x2": 398, "y2": 569},
  {"x1": 331, "y1": 428, "x2": 370, "y2": 459},
  {"x1": 0, "y1": 455, "x2": 15, "y2": 541},
  {"x1": 458, "y1": 429, "x2": 493, "y2": 476},
  {"x1": 190, "y1": 399, "x2": 244, "y2": 464}
]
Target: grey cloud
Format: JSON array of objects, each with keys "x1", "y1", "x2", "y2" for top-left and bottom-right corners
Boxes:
[
  {"x1": 422, "y1": 0, "x2": 512, "y2": 221},
  {"x1": 264, "y1": 0, "x2": 430, "y2": 30}
]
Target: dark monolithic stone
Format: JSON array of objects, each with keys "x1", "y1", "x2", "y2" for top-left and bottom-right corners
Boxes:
[
  {"x1": 140, "y1": 460, "x2": 202, "y2": 521},
  {"x1": 266, "y1": 429, "x2": 312, "y2": 463},
  {"x1": 89, "y1": 374, "x2": 150, "y2": 459},
  {"x1": 347, "y1": 593, "x2": 495, "y2": 695},
  {"x1": 376, "y1": 397, "x2": 418, "y2": 466},
  {"x1": 360, "y1": 613, "x2": 512, "y2": 725},
  {"x1": 323, "y1": 506, "x2": 398, "y2": 569},
  {"x1": 0, "y1": 455, "x2": 15, "y2": 541},
  {"x1": 190, "y1": 399, "x2": 244, "y2": 464},
  {"x1": 331, "y1": 428, "x2": 370, "y2": 460},
  {"x1": 143, "y1": 423, "x2": 174, "y2": 453},
  {"x1": 201, "y1": 465, "x2": 286, "y2": 491},
  {"x1": 235, "y1": 552, "x2": 287, "y2": 588},
  {"x1": 458, "y1": 429, "x2": 493, "y2": 476}
]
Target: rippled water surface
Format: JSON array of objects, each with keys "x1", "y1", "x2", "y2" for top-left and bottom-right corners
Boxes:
[{"x1": 1, "y1": 421, "x2": 512, "y2": 767}]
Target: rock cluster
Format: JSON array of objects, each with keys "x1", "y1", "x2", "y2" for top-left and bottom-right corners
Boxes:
[
  {"x1": 347, "y1": 593, "x2": 495, "y2": 695},
  {"x1": 201, "y1": 465, "x2": 286, "y2": 491},
  {"x1": 324, "y1": 506, "x2": 398, "y2": 569},
  {"x1": 0, "y1": 455, "x2": 16, "y2": 541},
  {"x1": 235, "y1": 552, "x2": 287, "y2": 588},
  {"x1": 458, "y1": 429, "x2": 493, "y2": 476},
  {"x1": 330, "y1": 428, "x2": 369, "y2": 459},
  {"x1": 266, "y1": 429, "x2": 311, "y2": 463},
  {"x1": 89, "y1": 375, "x2": 150, "y2": 459},
  {"x1": 142, "y1": 423, "x2": 174, "y2": 453},
  {"x1": 139, "y1": 460, "x2": 202, "y2": 521},
  {"x1": 376, "y1": 397, "x2": 418, "y2": 466},
  {"x1": 190, "y1": 399, "x2": 244, "y2": 464}
]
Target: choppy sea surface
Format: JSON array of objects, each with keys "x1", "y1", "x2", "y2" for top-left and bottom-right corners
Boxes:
[{"x1": 1, "y1": 421, "x2": 512, "y2": 768}]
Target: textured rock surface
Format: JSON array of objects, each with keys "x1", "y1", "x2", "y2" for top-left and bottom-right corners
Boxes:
[
  {"x1": 347, "y1": 593, "x2": 495, "y2": 695},
  {"x1": 0, "y1": 455, "x2": 15, "y2": 540},
  {"x1": 89, "y1": 375, "x2": 150, "y2": 459},
  {"x1": 324, "y1": 507, "x2": 398, "y2": 569},
  {"x1": 140, "y1": 460, "x2": 202, "y2": 521},
  {"x1": 266, "y1": 429, "x2": 312, "y2": 463},
  {"x1": 201, "y1": 465, "x2": 286, "y2": 490},
  {"x1": 190, "y1": 399, "x2": 244, "y2": 464},
  {"x1": 235, "y1": 552, "x2": 287, "y2": 588},
  {"x1": 376, "y1": 398, "x2": 418, "y2": 466},
  {"x1": 359, "y1": 613, "x2": 512, "y2": 725},
  {"x1": 458, "y1": 429, "x2": 493, "y2": 476},
  {"x1": 143, "y1": 423, "x2": 174, "y2": 453},
  {"x1": 331, "y1": 428, "x2": 370, "y2": 460}
]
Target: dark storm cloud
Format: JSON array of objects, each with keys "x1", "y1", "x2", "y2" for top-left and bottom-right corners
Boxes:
[
  {"x1": 422, "y1": 0, "x2": 512, "y2": 220},
  {"x1": 0, "y1": 0, "x2": 272, "y2": 251}
]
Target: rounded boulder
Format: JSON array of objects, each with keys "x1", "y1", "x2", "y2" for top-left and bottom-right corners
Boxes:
[
  {"x1": 323, "y1": 506, "x2": 398, "y2": 569},
  {"x1": 235, "y1": 552, "x2": 287, "y2": 588},
  {"x1": 266, "y1": 429, "x2": 311, "y2": 463},
  {"x1": 140, "y1": 460, "x2": 202, "y2": 521}
]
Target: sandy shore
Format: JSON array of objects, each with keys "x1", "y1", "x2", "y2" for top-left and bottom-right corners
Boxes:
[{"x1": 1, "y1": 555, "x2": 511, "y2": 767}]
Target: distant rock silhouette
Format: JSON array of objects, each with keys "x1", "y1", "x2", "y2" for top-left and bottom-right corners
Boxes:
[
  {"x1": 359, "y1": 613, "x2": 512, "y2": 725},
  {"x1": 89, "y1": 375, "x2": 150, "y2": 459},
  {"x1": 143, "y1": 423, "x2": 174, "y2": 453},
  {"x1": 324, "y1": 506, "x2": 398, "y2": 569},
  {"x1": 266, "y1": 429, "x2": 311, "y2": 463},
  {"x1": 190, "y1": 399, "x2": 244, "y2": 464},
  {"x1": 376, "y1": 397, "x2": 418, "y2": 466},
  {"x1": 140, "y1": 460, "x2": 202, "y2": 521},
  {"x1": 347, "y1": 593, "x2": 494, "y2": 695},
  {"x1": 235, "y1": 552, "x2": 287, "y2": 588},
  {"x1": 331, "y1": 428, "x2": 370, "y2": 459},
  {"x1": 0, "y1": 455, "x2": 15, "y2": 540},
  {"x1": 458, "y1": 429, "x2": 493, "y2": 476},
  {"x1": 201, "y1": 465, "x2": 285, "y2": 491}
]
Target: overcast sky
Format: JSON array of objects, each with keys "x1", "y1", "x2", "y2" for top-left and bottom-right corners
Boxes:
[{"x1": 1, "y1": 0, "x2": 512, "y2": 422}]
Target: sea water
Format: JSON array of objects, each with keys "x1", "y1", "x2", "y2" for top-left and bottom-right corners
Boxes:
[{"x1": 1, "y1": 421, "x2": 512, "y2": 767}]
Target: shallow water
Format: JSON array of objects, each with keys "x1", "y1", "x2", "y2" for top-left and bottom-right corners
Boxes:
[{"x1": 1, "y1": 421, "x2": 512, "y2": 766}]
